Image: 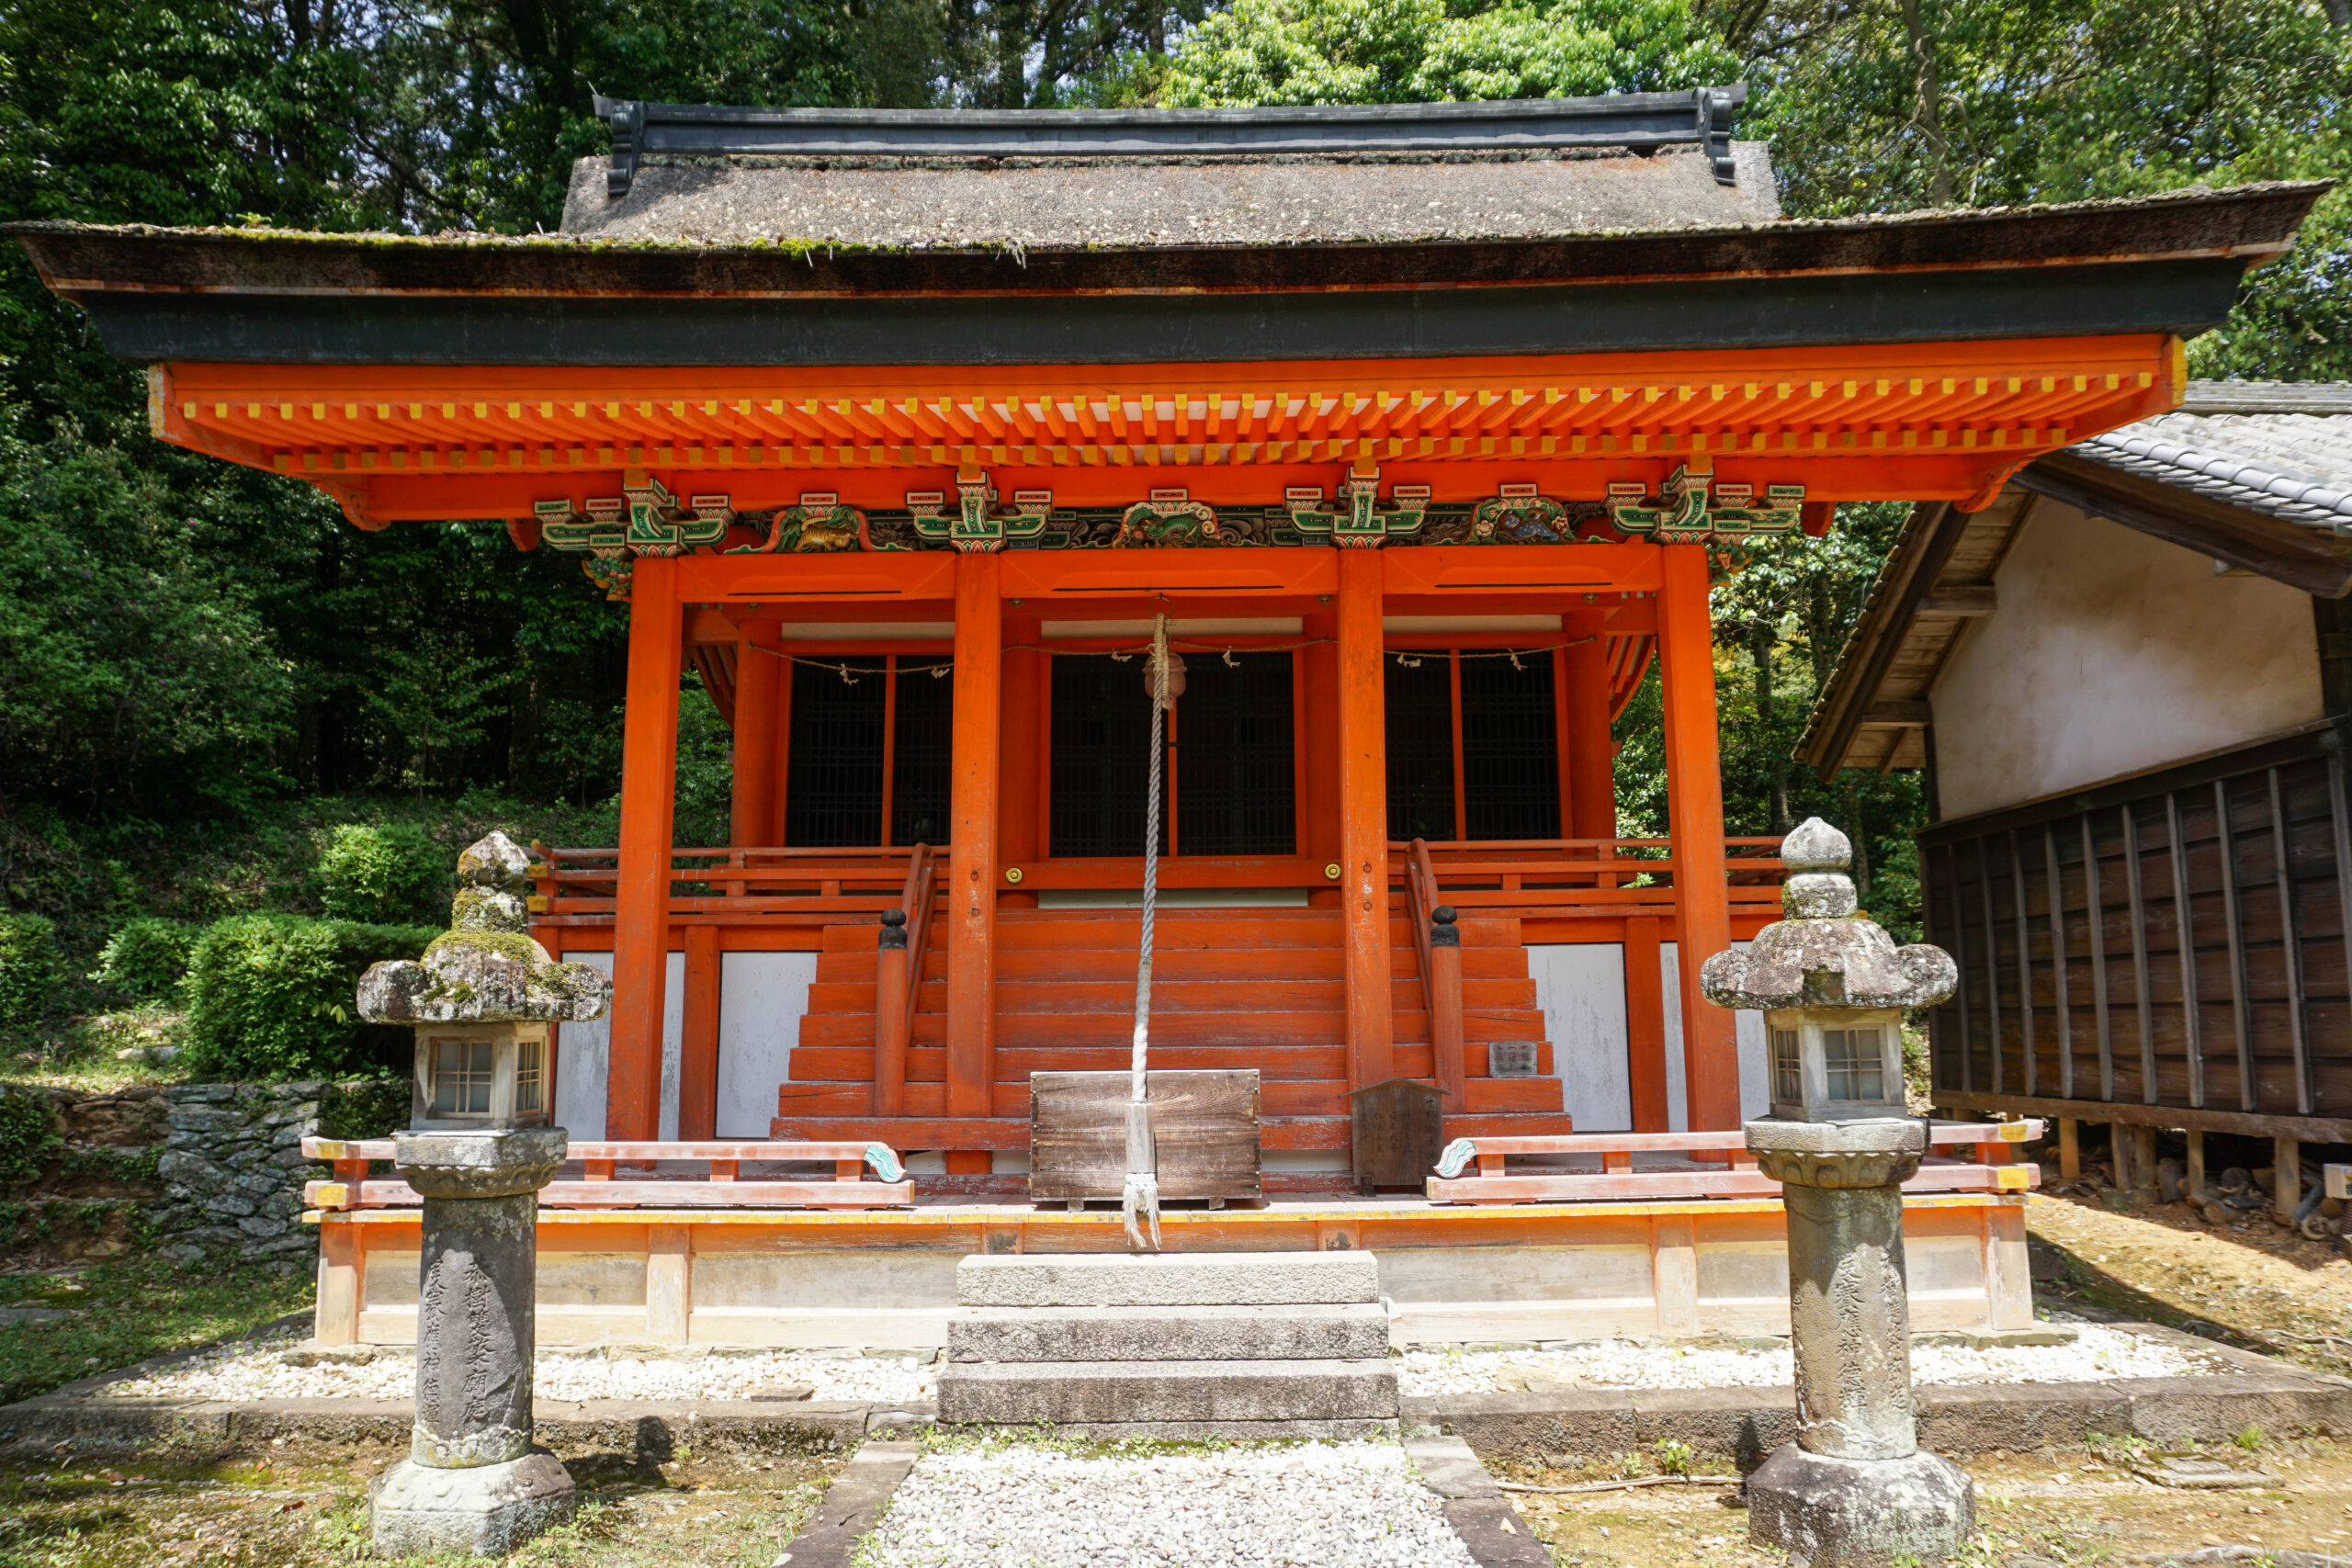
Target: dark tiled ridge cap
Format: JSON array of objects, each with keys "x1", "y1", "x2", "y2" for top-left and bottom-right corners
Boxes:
[{"x1": 620, "y1": 144, "x2": 1686, "y2": 172}]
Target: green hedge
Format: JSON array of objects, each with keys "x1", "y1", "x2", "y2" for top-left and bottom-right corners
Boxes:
[
  {"x1": 317, "y1": 822, "x2": 449, "y2": 926},
  {"x1": 0, "y1": 915, "x2": 62, "y2": 1037},
  {"x1": 90, "y1": 917, "x2": 201, "y2": 1003},
  {"x1": 182, "y1": 916, "x2": 437, "y2": 1081}
]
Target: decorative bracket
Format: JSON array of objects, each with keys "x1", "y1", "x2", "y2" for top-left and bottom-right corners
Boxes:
[
  {"x1": 625, "y1": 476, "x2": 731, "y2": 557},
  {"x1": 1287, "y1": 468, "x2": 1428, "y2": 547},
  {"x1": 1609, "y1": 463, "x2": 1803, "y2": 544},
  {"x1": 1469, "y1": 483, "x2": 1573, "y2": 545},
  {"x1": 904, "y1": 470, "x2": 1051, "y2": 552}
]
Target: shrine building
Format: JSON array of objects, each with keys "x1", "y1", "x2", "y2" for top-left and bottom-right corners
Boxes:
[{"x1": 10, "y1": 93, "x2": 2326, "y2": 1347}]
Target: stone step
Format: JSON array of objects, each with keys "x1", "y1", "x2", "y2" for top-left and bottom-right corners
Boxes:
[
  {"x1": 935, "y1": 1358, "x2": 1399, "y2": 1426},
  {"x1": 956, "y1": 1250, "x2": 1380, "y2": 1308},
  {"x1": 949, "y1": 1303, "x2": 1390, "y2": 1363}
]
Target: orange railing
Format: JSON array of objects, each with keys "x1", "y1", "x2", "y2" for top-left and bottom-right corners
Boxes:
[
  {"x1": 1385, "y1": 837, "x2": 1785, "y2": 922},
  {"x1": 527, "y1": 842, "x2": 921, "y2": 925},
  {"x1": 1403, "y1": 839, "x2": 1467, "y2": 1105},
  {"x1": 872, "y1": 845, "x2": 937, "y2": 1116}
]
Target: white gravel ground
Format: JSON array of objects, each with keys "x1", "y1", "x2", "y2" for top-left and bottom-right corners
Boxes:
[
  {"x1": 1393, "y1": 1316, "x2": 2214, "y2": 1396},
  {"x1": 861, "y1": 1439, "x2": 1479, "y2": 1568},
  {"x1": 102, "y1": 1325, "x2": 938, "y2": 1404}
]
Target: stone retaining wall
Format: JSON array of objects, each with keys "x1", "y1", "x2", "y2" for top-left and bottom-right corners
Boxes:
[{"x1": 153, "y1": 1084, "x2": 337, "y2": 1268}]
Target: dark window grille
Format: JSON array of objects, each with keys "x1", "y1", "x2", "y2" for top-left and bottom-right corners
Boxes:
[
  {"x1": 1461, "y1": 653, "x2": 1561, "y2": 840},
  {"x1": 1176, "y1": 651, "x2": 1295, "y2": 856},
  {"x1": 786, "y1": 657, "x2": 888, "y2": 847},
  {"x1": 891, "y1": 660, "x2": 955, "y2": 847},
  {"x1": 1050, "y1": 655, "x2": 1163, "y2": 858},
  {"x1": 1385, "y1": 658, "x2": 1456, "y2": 842}
]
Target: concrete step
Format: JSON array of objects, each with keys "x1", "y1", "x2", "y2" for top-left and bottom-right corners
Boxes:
[
  {"x1": 935, "y1": 1358, "x2": 1399, "y2": 1425},
  {"x1": 956, "y1": 1250, "x2": 1380, "y2": 1308},
  {"x1": 948, "y1": 1303, "x2": 1390, "y2": 1363}
]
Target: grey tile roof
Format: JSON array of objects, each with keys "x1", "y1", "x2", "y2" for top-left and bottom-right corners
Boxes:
[
  {"x1": 2069, "y1": 382, "x2": 2352, "y2": 532},
  {"x1": 557, "y1": 141, "x2": 1781, "y2": 249}
]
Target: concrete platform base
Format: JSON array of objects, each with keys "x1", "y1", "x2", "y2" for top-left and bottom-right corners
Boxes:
[
  {"x1": 936, "y1": 1358, "x2": 1398, "y2": 1425},
  {"x1": 369, "y1": 1450, "x2": 577, "y2": 1557},
  {"x1": 949, "y1": 1303, "x2": 1390, "y2": 1362},
  {"x1": 956, "y1": 1251, "x2": 1380, "y2": 1307},
  {"x1": 1746, "y1": 1443, "x2": 1974, "y2": 1565}
]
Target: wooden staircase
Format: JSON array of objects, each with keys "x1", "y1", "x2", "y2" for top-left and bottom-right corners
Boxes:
[{"x1": 773, "y1": 906, "x2": 1575, "y2": 1163}]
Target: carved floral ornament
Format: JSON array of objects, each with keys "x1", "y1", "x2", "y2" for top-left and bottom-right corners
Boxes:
[{"x1": 530, "y1": 462, "x2": 1805, "y2": 595}]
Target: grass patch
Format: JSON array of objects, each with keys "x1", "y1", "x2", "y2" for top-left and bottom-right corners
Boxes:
[{"x1": 0, "y1": 1254, "x2": 312, "y2": 1404}]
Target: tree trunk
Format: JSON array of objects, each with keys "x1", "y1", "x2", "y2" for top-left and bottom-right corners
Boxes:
[
  {"x1": 1752, "y1": 621, "x2": 1790, "y2": 833},
  {"x1": 1897, "y1": 0, "x2": 1954, "y2": 206}
]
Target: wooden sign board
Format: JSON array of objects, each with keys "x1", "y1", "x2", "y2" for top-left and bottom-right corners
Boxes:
[
  {"x1": 1029, "y1": 1070, "x2": 1261, "y2": 1202},
  {"x1": 1350, "y1": 1077, "x2": 1445, "y2": 1192}
]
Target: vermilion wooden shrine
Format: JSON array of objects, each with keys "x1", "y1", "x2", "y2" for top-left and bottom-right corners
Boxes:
[{"x1": 14, "y1": 93, "x2": 2324, "y2": 1345}]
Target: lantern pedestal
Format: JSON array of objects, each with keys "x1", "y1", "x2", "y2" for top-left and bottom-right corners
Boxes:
[
  {"x1": 370, "y1": 1127, "x2": 573, "y2": 1557},
  {"x1": 1743, "y1": 1116, "x2": 1974, "y2": 1565}
]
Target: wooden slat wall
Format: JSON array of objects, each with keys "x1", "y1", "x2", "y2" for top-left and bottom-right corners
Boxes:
[{"x1": 1923, "y1": 733, "x2": 2352, "y2": 1124}]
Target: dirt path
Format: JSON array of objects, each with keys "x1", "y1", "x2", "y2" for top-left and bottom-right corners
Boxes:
[{"x1": 2027, "y1": 1190, "x2": 2352, "y2": 1380}]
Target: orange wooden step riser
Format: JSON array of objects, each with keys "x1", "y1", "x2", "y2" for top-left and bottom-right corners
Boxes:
[
  {"x1": 776, "y1": 1077, "x2": 1565, "y2": 1119},
  {"x1": 804, "y1": 976, "x2": 1538, "y2": 1016},
  {"x1": 786, "y1": 1038, "x2": 1554, "y2": 1083},
  {"x1": 796, "y1": 1009, "x2": 1545, "y2": 1050},
  {"x1": 814, "y1": 946, "x2": 1535, "y2": 984},
  {"x1": 773, "y1": 1111, "x2": 1577, "y2": 1152},
  {"x1": 817, "y1": 914, "x2": 1523, "y2": 953}
]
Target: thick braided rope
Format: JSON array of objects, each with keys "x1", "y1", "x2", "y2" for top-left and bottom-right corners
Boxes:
[{"x1": 1132, "y1": 614, "x2": 1169, "y2": 1104}]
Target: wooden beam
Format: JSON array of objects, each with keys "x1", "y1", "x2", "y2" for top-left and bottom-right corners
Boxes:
[
  {"x1": 945, "y1": 553, "x2": 1004, "y2": 1175},
  {"x1": 1302, "y1": 610, "x2": 1342, "y2": 886},
  {"x1": 1337, "y1": 548, "x2": 1396, "y2": 1093},
  {"x1": 1931, "y1": 1089, "x2": 2352, "y2": 1144},
  {"x1": 1657, "y1": 545, "x2": 1739, "y2": 1131},
  {"x1": 731, "y1": 637, "x2": 781, "y2": 848},
  {"x1": 609, "y1": 557, "x2": 683, "y2": 1142},
  {"x1": 1862, "y1": 700, "x2": 1934, "y2": 727},
  {"x1": 2268, "y1": 768, "x2": 2313, "y2": 1116},
  {"x1": 1917, "y1": 586, "x2": 1997, "y2": 617},
  {"x1": 999, "y1": 614, "x2": 1043, "y2": 908}
]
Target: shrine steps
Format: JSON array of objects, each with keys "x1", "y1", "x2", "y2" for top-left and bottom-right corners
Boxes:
[{"x1": 773, "y1": 905, "x2": 1576, "y2": 1157}]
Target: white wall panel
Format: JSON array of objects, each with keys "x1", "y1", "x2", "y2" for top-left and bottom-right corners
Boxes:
[
  {"x1": 550, "y1": 951, "x2": 683, "y2": 1140},
  {"x1": 716, "y1": 952, "x2": 819, "y2": 1139}
]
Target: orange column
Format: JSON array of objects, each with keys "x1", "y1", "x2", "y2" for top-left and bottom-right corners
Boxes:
[
  {"x1": 999, "y1": 613, "x2": 1042, "y2": 910},
  {"x1": 1623, "y1": 914, "x2": 1669, "y2": 1132},
  {"x1": 1336, "y1": 551, "x2": 1395, "y2": 1092},
  {"x1": 678, "y1": 924, "x2": 721, "y2": 1140},
  {"x1": 731, "y1": 631, "x2": 781, "y2": 847},
  {"x1": 1301, "y1": 608, "x2": 1341, "y2": 906},
  {"x1": 609, "y1": 556, "x2": 682, "y2": 1143},
  {"x1": 1562, "y1": 610, "x2": 1616, "y2": 840},
  {"x1": 1657, "y1": 546, "x2": 1741, "y2": 1131},
  {"x1": 944, "y1": 554, "x2": 1003, "y2": 1169}
]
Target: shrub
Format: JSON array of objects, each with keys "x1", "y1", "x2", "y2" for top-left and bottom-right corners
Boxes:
[
  {"x1": 319, "y1": 1077, "x2": 411, "y2": 1142},
  {"x1": 182, "y1": 916, "x2": 436, "y2": 1081},
  {"x1": 0, "y1": 915, "x2": 62, "y2": 1036},
  {"x1": 90, "y1": 918, "x2": 200, "y2": 1003},
  {"x1": 0, "y1": 1090, "x2": 60, "y2": 1193},
  {"x1": 317, "y1": 823, "x2": 448, "y2": 926}
]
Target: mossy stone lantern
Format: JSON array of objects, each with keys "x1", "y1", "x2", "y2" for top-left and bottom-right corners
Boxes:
[
  {"x1": 354, "y1": 830, "x2": 612, "y2": 1559},
  {"x1": 356, "y1": 832, "x2": 610, "y2": 1133},
  {"x1": 1701, "y1": 818, "x2": 1971, "y2": 1566}
]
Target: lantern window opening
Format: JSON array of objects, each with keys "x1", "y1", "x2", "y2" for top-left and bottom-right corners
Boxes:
[
  {"x1": 514, "y1": 1037, "x2": 545, "y2": 1115},
  {"x1": 1771, "y1": 1028, "x2": 1803, "y2": 1104},
  {"x1": 1823, "y1": 1026, "x2": 1885, "y2": 1103},
  {"x1": 431, "y1": 1038, "x2": 497, "y2": 1119}
]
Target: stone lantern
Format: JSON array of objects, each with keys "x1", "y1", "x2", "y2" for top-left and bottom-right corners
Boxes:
[
  {"x1": 355, "y1": 831, "x2": 613, "y2": 1558},
  {"x1": 1700, "y1": 818, "x2": 1972, "y2": 1566}
]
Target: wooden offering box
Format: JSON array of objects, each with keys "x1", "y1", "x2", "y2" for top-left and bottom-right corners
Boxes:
[
  {"x1": 1029, "y1": 1069, "x2": 1261, "y2": 1204},
  {"x1": 1351, "y1": 1077, "x2": 1446, "y2": 1193}
]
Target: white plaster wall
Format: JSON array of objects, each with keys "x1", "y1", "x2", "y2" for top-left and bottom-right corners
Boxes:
[
  {"x1": 715, "y1": 952, "x2": 820, "y2": 1138},
  {"x1": 551, "y1": 952, "x2": 683, "y2": 1140},
  {"x1": 1527, "y1": 942, "x2": 1766, "y2": 1132},
  {"x1": 1933, "y1": 502, "x2": 2324, "y2": 820}
]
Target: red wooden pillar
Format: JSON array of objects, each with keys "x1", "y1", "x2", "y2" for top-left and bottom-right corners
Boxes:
[
  {"x1": 1301, "y1": 608, "x2": 1341, "y2": 907},
  {"x1": 678, "y1": 924, "x2": 721, "y2": 1140},
  {"x1": 944, "y1": 554, "x2": 1003, "y2": 1171},
  {"x1": 999, "y1": 613, "x2": 1043, "y2": 910},
  {"x1": 1336, "y1": 551, "x2": 1395, "y2": 1092},
  {"x1": 1623, "y1": 914, "x2": 1669, "y2": 1132},
  {"x1": 1561, "y1": 611, "x2": 1616, "y2": 840},
  {"x1": 1657, "y1": 546, "x2": 1741, "y2": 1131},
  {"x1": 609, "y1": 557, "x2": 682, "y2": 1143},
  {"x1": 731, "y1": 628, "x2": 781, "y2": 847}
]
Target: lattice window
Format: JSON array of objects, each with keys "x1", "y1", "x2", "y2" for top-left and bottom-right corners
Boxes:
[
  {"x1": 1772, "y1": 1028, "x2": 1803, "y2": 1104},
  {"x1": 783, "y1": 657, "x2": 953, "y2": 847},
  {"x1": 1461, "y1": 654, "x2": 1561, "y2": 840},
  {"x1": 1824, "y1": 1027, "x2": 1885, "y2": 1102},
  {"x1": 1385, "y1": 658, "x2": 1456, "y2": 842},
  {"x1": 1050, "y1": 654, "x2": 1165, "y2": 859},
  {"x1": 1176, "y1": 651, "x2": 1296, "y2": 856},
  {"x1": 430, "y1": 1038, "x2": 495, "y2": 1118},
  {"x1": 514, "y1": 1037, "x2": 544, "y2": 1114}
]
